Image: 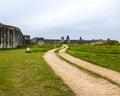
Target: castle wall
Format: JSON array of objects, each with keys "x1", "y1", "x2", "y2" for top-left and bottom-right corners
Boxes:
[
  {"x1": 0, "y1": 24, "x2": 24, "y2": 48},
  {"x1": 31, "y1": 37, "x2": 105, "y2": 45},
  {"x1": 70, "y1": 40, "x2": 80, "y2": 44},
  {"x1": 31, "y1": 37, "x2": 45, "y2": 44},
  {"x1": 44, "y1": 39, "x2": 60, "y2": 44}
]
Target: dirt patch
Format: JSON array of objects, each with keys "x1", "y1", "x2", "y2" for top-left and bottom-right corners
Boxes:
[
  {"x1": 59, "y1": 45, "x2": 120, "y2": 85},
  {"x1": 43, "y1": 48, "x2": 120, "y2": 96}
]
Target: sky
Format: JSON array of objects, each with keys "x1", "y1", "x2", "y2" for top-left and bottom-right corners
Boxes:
[{"x1": 0, "y1": 0, "x2": 120, "y2": 41}]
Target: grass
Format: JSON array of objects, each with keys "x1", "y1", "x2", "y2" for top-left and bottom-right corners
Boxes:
[
  {"x1": 66, "y1": 44, "x2": 120, "y2": 72},
  {"x1": 0, "y1": 44, "x2": 75, "y2": 96},
  {"x1": 55, "y1": 48, "x2": 120, "y2": 87}
]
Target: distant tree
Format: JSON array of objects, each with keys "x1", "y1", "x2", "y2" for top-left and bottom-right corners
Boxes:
[
  {"x1": 104, "y1": 40, "x2": 119, "y2": 45},
  {"x1": 107, "y1": 38, "x2": 110, "y2": 41}
]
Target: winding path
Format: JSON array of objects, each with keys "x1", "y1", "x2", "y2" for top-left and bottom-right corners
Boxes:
[
  {"x1": 43, "y1": 46, "x2": 120, "y2": 96},
  {"x1": 59, "y1": 45, "x2": 120, "y2": 85}
]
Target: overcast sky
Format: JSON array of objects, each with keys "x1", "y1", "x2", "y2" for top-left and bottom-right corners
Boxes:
[{"x1": 0, "y1": 0, "x2": 120, "y2": 41}]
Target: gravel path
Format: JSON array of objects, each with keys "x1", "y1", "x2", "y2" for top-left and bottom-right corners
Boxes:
[
  {"x1": 43, "y1": 48, "x2": 120, "y2": 96},
  {"x1": 59, "y1": 45, "x2": 120, "y2": 85}
]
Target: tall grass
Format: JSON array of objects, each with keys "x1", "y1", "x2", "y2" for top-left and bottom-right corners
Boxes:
[
  {"x1": 0, "y1": 44, "x2": 75, "y2": 96},
  {"x1": 66, "y1": 44, "x2": 120, "y2": 72}
]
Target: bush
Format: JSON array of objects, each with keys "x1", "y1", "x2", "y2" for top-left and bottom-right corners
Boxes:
[{"x1": 104, "y1": 40, "x2": 119, "y2": 45}]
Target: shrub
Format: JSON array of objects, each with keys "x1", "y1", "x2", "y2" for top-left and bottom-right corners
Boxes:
[{"x1": 104, "y1": 40, "x2": 119, "y2": 45}]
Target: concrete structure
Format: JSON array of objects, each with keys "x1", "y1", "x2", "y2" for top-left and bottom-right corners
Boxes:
[{"x1": 0, "y1": 23, "x2": 25, "y2": 48}]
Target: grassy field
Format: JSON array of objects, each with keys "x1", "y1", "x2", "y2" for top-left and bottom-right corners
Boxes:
[
  {"x1": 0, "y1": 44, "x2": 75, "y2": 96},
  {"x1": 66, "y1": 44, "x2": 120, "y2": 72}
]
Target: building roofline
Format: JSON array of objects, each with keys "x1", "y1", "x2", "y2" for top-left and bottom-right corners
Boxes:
[{"x1": 0, "y1": 23, "x2": 20, "y2": 30}]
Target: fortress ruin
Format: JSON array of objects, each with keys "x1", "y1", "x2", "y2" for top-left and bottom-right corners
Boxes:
[
  {"x1": 0, "y1": 23, "x2": 25, "y2": 48},
  {"x1": 31, "y1": 36, "x2": 106, "y2": 45},
  {"x1": 0, "y1": 23, "x2": 106, "y2": 48}
]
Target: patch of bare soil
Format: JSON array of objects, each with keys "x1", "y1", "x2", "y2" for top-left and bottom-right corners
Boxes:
[{"x1": 43, "y1": 48, "x2": 120, "y2": 96}]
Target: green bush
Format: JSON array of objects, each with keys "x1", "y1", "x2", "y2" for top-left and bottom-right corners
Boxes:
[{"x1": 104, "y1": 40, "x2": 119, "y2": 45}]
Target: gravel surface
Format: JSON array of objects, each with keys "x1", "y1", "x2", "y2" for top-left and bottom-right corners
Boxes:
[
  {"x1": 59, "y1": 45, "x2": 120, "y2": 85},
  {"x1": 43, "y1": 47, "x2": 120, "y2": 96}
]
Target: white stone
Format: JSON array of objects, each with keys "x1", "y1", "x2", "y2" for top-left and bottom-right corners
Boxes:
[{"x1": 26, "y1": 47, "x2": 30, "y2": 52}]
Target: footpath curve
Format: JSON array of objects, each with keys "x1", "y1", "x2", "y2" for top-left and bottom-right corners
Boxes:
[
  {"x1": 43, "y1": 47, "x2": 120, "y2": 96},
  {"x1": 59, "y1": 45, "x2": 120, "y2": 85}
]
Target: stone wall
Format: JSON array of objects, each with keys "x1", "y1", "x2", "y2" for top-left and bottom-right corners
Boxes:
[
  {"x1": 44, "y1": 39, "x2": 60, "y2": 44},
  {"x1": 31, "y1": 37, "x2": 61, "y2": 44},
  {"x1": 31, "y1": 37, "x2": 45, "y2": 44},
  {"x1": 0, "y1": 23, "x2": 25, "y2": 48},
  {"x1": 24, "y1": 35, "x2": 31, "y2": 44},
  {"x1": 31, "y1": 37, "x2": 106, "y2": 45}
]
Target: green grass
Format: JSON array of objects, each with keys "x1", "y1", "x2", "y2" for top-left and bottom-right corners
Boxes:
[
  {"x1": 66, "y1": 44, "x2": 120, "y2": 72},
  {"x1": 0, "y1": 44, "x2": 75, "y2": 96},
  {"x1": 55, "y1": 48, "x2": 120, "y2": 87}
]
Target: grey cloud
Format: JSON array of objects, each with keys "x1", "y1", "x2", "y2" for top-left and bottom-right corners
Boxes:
[{"x1": 0, "y1": 0, "x2": 120, "y2": 41}]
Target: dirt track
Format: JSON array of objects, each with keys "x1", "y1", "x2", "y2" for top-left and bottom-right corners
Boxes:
[
  {"x1": 43, "y1": 46, "x2": 120, "y2": 96},
  {"x1": 59, "y1": 45, "x2": 120, "y2": 85}
]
